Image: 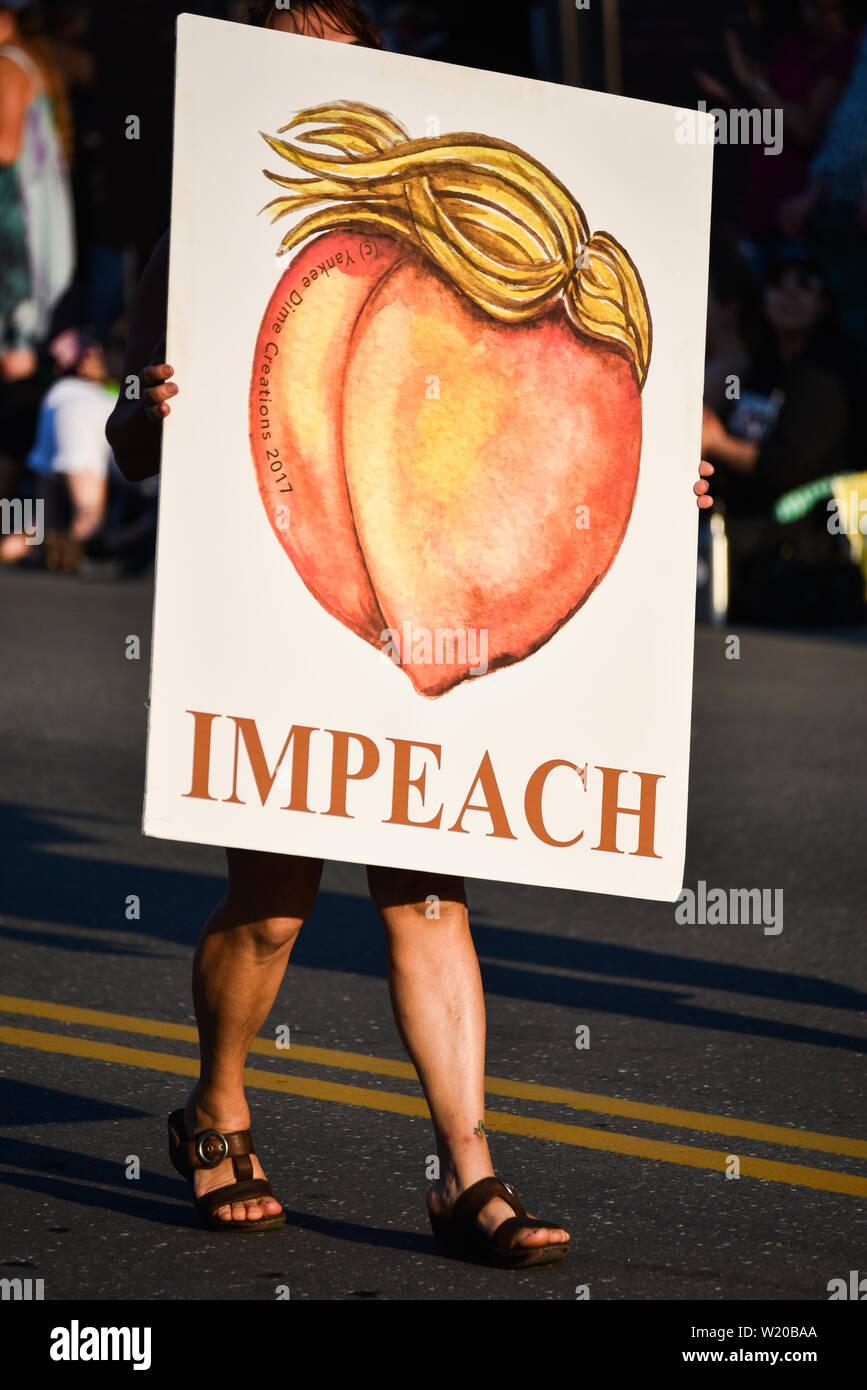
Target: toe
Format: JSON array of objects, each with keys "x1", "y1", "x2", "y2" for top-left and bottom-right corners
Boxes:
[
  {"x1": 519, "y1": 1226, "x2": 550, "y2": 1246},
  {"x1": 514, "y1": 1223, "x2": 569, "y2": 1247}
]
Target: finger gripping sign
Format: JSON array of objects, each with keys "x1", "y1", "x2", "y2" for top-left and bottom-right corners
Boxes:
[{"x1": 144, "y1": 15, "x2": 714, "y2": 902}]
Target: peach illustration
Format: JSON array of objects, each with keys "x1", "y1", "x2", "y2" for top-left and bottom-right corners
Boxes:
[{"x1": 249, "y1": 103, "x2": 651, "y2": 697}]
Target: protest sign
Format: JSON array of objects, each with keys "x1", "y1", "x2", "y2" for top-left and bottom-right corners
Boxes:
[{"x1": 143, "y1": 13, "x2": 714, "y2": 901}]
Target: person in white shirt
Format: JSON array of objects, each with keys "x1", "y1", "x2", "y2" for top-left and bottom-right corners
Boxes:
[
  {"x1": 0, "y1": 326, "x2": 115, "y2": 565},
  {"x1": 31, "y1": 327, "x2": 114, "y2": 557}
]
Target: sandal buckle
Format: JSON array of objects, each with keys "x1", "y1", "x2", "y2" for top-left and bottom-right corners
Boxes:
[
  {"x1": 499, "y1": 1179, "x2": 522, "y2": 1210},
  {"x1": 195, "y1": 1130, "x2": 230, "y2": 1167}
]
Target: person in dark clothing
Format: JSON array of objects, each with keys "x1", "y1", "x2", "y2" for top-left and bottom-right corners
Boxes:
[{"x1": 702, "y1": 254, "x2": 866, "y2": 626}]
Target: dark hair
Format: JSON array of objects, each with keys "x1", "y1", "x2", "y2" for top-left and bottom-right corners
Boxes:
[{"x1": 247, "y1": 1, "x2": 384, "y2": 48}]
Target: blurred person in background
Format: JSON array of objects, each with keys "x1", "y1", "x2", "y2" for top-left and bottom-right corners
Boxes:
[
  {"x1": 0, "y1": 0, "x2": 75, "y2": 520},
  {"x1": 0, "y1": 0, "x2": 75, "y2": 382},
  {"x1": 0, "y1": 325, "x2": 114, "y2": 569},
  {"x1": 696, "y1": 0, "x2": 861, "y2": 259},
  {"x1": 704, "y1": 239, "x2": 759, "y2": 417},
  {"x1": 702, "y1": 252, "x2": 865, "y2": 626},
  {"x1": 780, "y1": 22, "x2": 867, "y2": 356}
]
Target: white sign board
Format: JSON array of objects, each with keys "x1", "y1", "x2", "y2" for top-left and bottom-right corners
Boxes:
[{"x1": 144, "y1": 13, "x2": 714, "y2": 902}]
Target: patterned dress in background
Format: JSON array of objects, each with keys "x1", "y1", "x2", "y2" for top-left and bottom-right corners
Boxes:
[{"x1": 0, "y1": 44, "x2": 75, "y2": 353}]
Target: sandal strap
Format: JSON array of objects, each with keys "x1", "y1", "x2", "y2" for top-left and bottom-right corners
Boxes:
[
  {"x1": 487, "y1": 1214, "x2": 554, "y2": 1252},
  {"x1": 451, "y1": 1176, "x2": 526, "y2": 1228},
  {"x1": 196, "y1": 1178, "x2": 277, "y2": 1217},
  {"x1": 168, "y1": 1109, "x2": 256, "y2": 1177}
]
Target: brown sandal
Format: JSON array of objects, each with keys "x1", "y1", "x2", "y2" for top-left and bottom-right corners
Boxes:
[
  {"x1": 44, "y1": 530, "x2": 84, "y2": 574},
  {"x1": 428, "y1": 1176, "x2": 568, "y2": 1268},
  {"x1": 167, "y1": 1109, "x2": 286, "y2": 1232}
]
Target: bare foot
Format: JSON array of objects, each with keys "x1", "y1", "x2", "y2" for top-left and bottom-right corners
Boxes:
[
  {"x1": 427, "y1": 1176, "x2": 569, "y2": 1250},
  {"x1": 183, "y1": 1090, "x2": 283, "y2": 1224}
]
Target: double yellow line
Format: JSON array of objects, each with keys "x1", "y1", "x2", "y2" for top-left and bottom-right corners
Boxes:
[{"x1": 1, "y1": 992, "x2": 866, "y2": 1196}]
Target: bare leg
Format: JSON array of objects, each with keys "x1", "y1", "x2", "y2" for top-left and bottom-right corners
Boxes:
[
  {"x1": 66, "y1": 469, "x2": 108, "y2": 540},
  {"x1": 185, "y1": 847, "x2": 323, "y2": 1222},
  {"x1": 366, "y1": 865, "x2": 568, "y2": 1250}
]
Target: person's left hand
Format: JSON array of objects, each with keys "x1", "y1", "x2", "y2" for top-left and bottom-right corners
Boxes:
[{"x1": 695, "y1": 459, "x2": 715, "y2": 509}]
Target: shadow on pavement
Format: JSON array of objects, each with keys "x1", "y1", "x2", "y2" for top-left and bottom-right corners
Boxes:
[{"x1": 1, "y1": 800, "x2": 865, "y2": 1053}]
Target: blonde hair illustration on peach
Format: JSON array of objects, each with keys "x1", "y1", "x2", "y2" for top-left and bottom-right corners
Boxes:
[{"x1": 259, "y1": 101, "x2": 651, "y2": 388}]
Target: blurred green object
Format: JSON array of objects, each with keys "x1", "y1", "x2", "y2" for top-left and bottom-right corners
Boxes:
[
  {"x1": 773, "y1": 476, "x2": 836, "y2": 524},
  {"x1": 774, "y1": 472, "x2": 867, "y2": 601}
]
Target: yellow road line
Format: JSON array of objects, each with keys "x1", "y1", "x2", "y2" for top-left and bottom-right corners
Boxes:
[
  {"x1": 0, "y1": 993, "x2": 865, "y2": 1159},
  {"x1": 1, "y1": 1023, "x2": 866, "y2": 1198}
]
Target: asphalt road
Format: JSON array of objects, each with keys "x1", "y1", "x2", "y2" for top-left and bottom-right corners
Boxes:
[{"x1": 1, "y1": 568, "x2": 865, "y2": 1302}]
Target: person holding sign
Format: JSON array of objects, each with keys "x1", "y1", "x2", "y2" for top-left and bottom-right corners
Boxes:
[{"x1": 108, "y1": 0, "x2": 714, "y2": 1267}]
